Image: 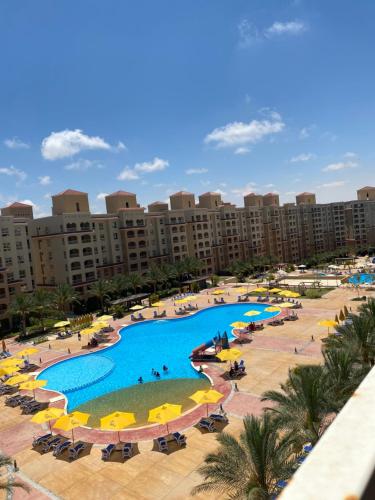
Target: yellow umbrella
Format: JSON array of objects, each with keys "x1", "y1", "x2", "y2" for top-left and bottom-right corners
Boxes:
[
  {"x1": 318, "y1": 319, "x2": 338, "y2": 334},
  {"x1": 269, "y1": 288, "x2": 282, "y2": 293},
  {"x1": 16, "y1": 347, "x2": 39, "y2": 358},
  {"x1": 253, "y1": 287, "x2": 268, "y2": 293},
  {"x1": 4, "y1": 374, "x2": 30, "y2": 386},
  {"x1": 287, "y1": 292, "x2": 301, "y2": 298},
  {"x1": 184, "y1": 295, "x2": 197, "y2": 301},
  {"x1": 216, "y1": 348, "x2": 242, "y2": 362},
  {"x1": 190, "y1": 389, "x2": 224, "y2": 416},
  {"x1": 0, "y1": 366, "x2": 21, "y2": 376},
  {"x1": 244, "y1": 310, "x2": 261, "y2": 317},
  {"x1": 95, "y1": 315, "x2": 113, "y2": 322},
  {"x1": 100, "y1": 411, "x2": 136, "y2": 442},
  {"x1": 91, "y1": 322, "x2": 108, "y2": 330},
  {"x1": 175, "y1": 298, "x2": 189, "y2": 304},
  {"x1": 0, "y1": 358, "x2": 23, "y2": 368},
  {"x1": 80, "y1": 326, "x2": 99, "y2": 336},
  {"x1": 54, "y1": 320, "x2": 70, "y2": 328},
  {"x1": 54, "y1": 411, "x2": 90, "y2": 443},
  {"x1": 148, "y1": 403, "x2": 182, "y2": 433},
  {"x1": 265, "y1": 306, "x2": 281, "y2": 312},
  {"x1": 19, "y1": 379, "x2": 47, "y2": 398},
  {"x1": 212, "y1": 289, "x2": 225, "y2": 295},
  {"x1": 151, "y1": 301, "x2": 165, "y2": 307},
  {"x1": 278, "y1": 290, "x2": 292, "y2": 296},
  {"x1": 230, "y1": 321, "x2": 249, "y2": 329},
  {"x1": 130, "y1": 304, "x2": 144, "y2": 311},
  {"x1": 31, "y1": 407, "x2": 65, "y2": 431},
  {"x1": 278, "y1": 302, "x2": 295, "y2": 308},
  {"x1": 236, "y1": 287, "x2": 247, "y2": 294}
]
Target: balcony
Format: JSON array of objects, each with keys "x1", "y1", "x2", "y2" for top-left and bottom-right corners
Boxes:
[{"x1": 281, "y1": 367, "x2": 375, "y2": 500}]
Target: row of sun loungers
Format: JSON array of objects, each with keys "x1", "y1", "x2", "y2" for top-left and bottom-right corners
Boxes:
[
  {"x1": 257, "y1": 296, "x2": 269, "y2": 302},
  {"x1": 237, "y1": 296, "x2": 249, "y2": 302},
  {"x1": 153, "y1": 310, "x2": 167, "y2": 318},
  {"x1": 284, "y1": 313, "x2": 299, "y2": 321},
  {"x1": 131, "y1": 313, "x2": 145, "y2": 321},
  {"x1": 32, "y1": 434, "x2": 86, "y2": 460},
  {"x1": 198, "y1": 413, "x2": 229, "y2": 432}
]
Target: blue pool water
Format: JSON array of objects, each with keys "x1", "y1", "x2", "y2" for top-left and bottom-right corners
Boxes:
[
  {"x1": 38, "y1": 303, "x2": 279, "y2": 411},
  {"x1": 348, "y1": 273, "x2": 375, "y2": 285}
]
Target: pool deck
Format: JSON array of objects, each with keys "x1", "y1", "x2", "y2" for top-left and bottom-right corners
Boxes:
[{"x1": 1, "y1": 285, "x2": 373, "y2": 499}]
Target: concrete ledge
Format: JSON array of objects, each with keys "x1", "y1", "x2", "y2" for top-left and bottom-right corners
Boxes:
[{"x1": 281, "y1": 366, "x2": 375, "y2": 500}]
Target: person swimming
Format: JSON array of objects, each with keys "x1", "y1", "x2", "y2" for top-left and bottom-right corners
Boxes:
[
  {"x1": 138, "y1": 376, "x2": 143, "y2": 384},
  {"x1": 162, "y1": 365, "x2": 168, "y2": 372},
  {"x1": 155, "y1": 372, "x2": 161, "y2": 378}
]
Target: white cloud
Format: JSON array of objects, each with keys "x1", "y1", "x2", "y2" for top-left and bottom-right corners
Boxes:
[
  {"x1": 18, "y1": 199, "x2": 49, "y2": 218},
  {"x1": 285, "y1": 190, "x2": 297, "y2": 196},
  {"x1": 117, "y1": 168, "x2": 140, "y2": 181},
  {"x1": 322, "y1": 161, "x2": 357, "y2": 172},
  {"x1": 43, "y1": 193, "x2": 51, "y2": 199},
  {"x1": 38, "y1": 175, "x2": 51, "y2": 186},
  {"x1": 290, "y1": 152, "x2": 315, "y2": 163},
  {"x1": 299, "y1": 125, "x2": 315, "y2": 139},
  {"x1": 264, "y1": 183, "x2": 275, "y2": 188},
  {"x1": 205, "y1": 116, "x2": 284, "y2": 150},
  {"x1": 185, "y1": 168, "x2": 208, "y2": 175},
  {"x1": 0, "y1": 166, "x2": 27, "y2": 182},
  {"x1": 64, "y1": 159, "x2": 104, "y2": 171},
  {"x1": 214, "y1": 188, "x2": 227, "y2": 196},
  {"x1": 96, "y1": 192, "x2": 109, "y2": 200},
  {"x1": 238, "y1": 19, "x2": 260, "y2": 48},
  {"x1": 4, "y1": 137, "x2": 30, "y2": 149},
  {"x1": 41, "y1": 129, "x2": 111, "y2": 160},
  {"x1": 134, "y1": 157, "x2": 169, "y2": 173},
  {"x1": 344, "y1": 151, "x2": 357, "y2": 159},
  {"x1": 265, "y1": 20, "x2": 307, "y2": 37},
  {"x1": 318, "y1": 181, "x2": 346, "y2": 188},
  {"x1": 231, "y1": 182, "x2": 257, "y2": 197},
  {"x1": 115, "y1": 141, "x2": 127, "y2": 152},
  {"x1": 234, "y1": 147, "x2": 250, "y2": 155}
]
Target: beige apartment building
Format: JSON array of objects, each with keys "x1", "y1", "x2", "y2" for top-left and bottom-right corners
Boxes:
[{"x1": 1, "y1": 185, "x2": 375, "y2": 331}]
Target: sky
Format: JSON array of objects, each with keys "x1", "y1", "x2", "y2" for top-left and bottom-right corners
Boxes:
[{"x1": 1, "y1": 0, "x2": 375, "y2": 217}]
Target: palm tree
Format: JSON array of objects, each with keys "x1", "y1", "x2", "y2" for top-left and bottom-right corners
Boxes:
[
  {"x1": 359, "y1": 297, "x2": 375, "y2": 324},
  {"x1": 324, "y1": 314, "x2": 375, "y2": 366},
  {"x1": 262, "y1": 365, "x2": 330, "y2": 447},
  {"x1": 0, "y1": 453, "x2": 28, "y2": 494},
  {"x1": 159, "y1": 264, "x2": 177, "y2": 288},
  {"x1": 146, "y1": 264, "x2": 165, "y2": 293},
  {"x1": 111, "y1": 274, "x2": 129, "y2": 298},
  {"x1": 53, "y1": 283, "x2": 79, "y2": 314},
  {"x1": 9, "y1": 293, "x2": 34, "y2": 338},
  {"x1": 89, "y1": 279, "x2": 112, "y2": 312},
  {"x1": 32, "y1": 288, "x2": 53, "y2": 331},
  {"x1": 322, "y1": 348, "x2": 369, "y2": 412},
  {"x1": 126, "y1": 272, "x2": 145, "y2": 295},
  {"x1": 192, "y1": 413, "x2": 294, "y2": 499}
]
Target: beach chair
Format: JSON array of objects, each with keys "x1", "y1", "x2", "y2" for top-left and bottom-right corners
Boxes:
[
  {"x1": 172, "y1": 432, "x2": 186, "y2": 447},
  {"x1": 209, "y1": 413, "x2": 228, "y2": 423},
  {"x1": 0, "y1": 385, "x2": 13, "y2": 395},
  {"x1": 157, "y1": 437, "x2": 168, "y2": 452},
  {"x1": 32, "y1": 433, "x2": 52, "y2": 448},
  {"x1": 42, "y1": 436, "x2": 65, "y2": 453},
  {"x1": 101, "y1": 444, "x2": 116, "y2": 460},
  {"x1": 5, "y1": 395, "x2": 27, "y2": 407},
  {"x1": 160, "y1": 310, "x2": 167, "y2": 317},
  {"x1": 53, "y1": 440, "x2": 72, "y2": 457},
  {"x1": 69, "y1": 442, "x2": 86, "y2": 460},
  {"x1": 23, "y1": 401, "x2": 42, "y2": 414},
  {"x1": 121, "y1": 442, "x2": 134, "y2": 458},
  {"x1": 198, "y1": 418, "x2": 215, "y2": 432}
]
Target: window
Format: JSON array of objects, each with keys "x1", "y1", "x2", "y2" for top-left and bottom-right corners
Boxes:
[
  {"x1": 113, "y1": 233, "x2": 118, "y2": 240},
  {"x1": 1, "y1": 228, "x2": 9, "y2": 237},
  {"x1": 5, "y1": 257, "x2": 12, "y2": 266},
  {"x1": 16, "y1": 241, "x2": 23, "y2": 250},
  {"x1": 3, "y1": 243, "x2": 11, "y2": 252},
  {"x1": 76, "y1": 202, "x2": 80, "y2": 212}
]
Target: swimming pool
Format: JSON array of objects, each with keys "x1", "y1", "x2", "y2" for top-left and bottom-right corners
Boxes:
[
  {"x1": 38, "y1": 303, "x2": 279, "y2": 411},
  {"x1": 348, "y1": 273, "x2": 375, "y2": 285}
]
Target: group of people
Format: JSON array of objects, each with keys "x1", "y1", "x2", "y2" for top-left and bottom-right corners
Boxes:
[
  {"x1": 229, "y1": 359, "x2": 246, "y2": 378},
  {"x1": 138, "y1": 365, "x2": 169, "y2": 384}
]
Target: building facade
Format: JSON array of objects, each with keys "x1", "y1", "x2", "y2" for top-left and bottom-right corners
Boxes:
[{"x1": 1, "y1": 186, "x2": 375, "y2": 330}]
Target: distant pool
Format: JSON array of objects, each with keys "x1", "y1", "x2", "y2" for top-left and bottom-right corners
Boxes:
[
  {"x1": 38, "y1": 303, "x2": 279, "y2": 411},
  {"x1": 348, "y1": 273, "x2": 375, "y2": 285}
]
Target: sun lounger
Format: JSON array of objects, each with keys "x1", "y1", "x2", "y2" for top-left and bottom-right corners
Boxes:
[
  {"x1": 42, "y1": 436, "x2": 65, "y2": 453},
  {"x1": 209, "y1": 413, "x2": 228, "y2": 423},
  {"x1": 69, "y1": 442, "x2": 86, "y2": 460},
  {"x1": 157, "y1": 437, "x2": 168, "y2": 452},
  {"x1": 0, "y1": 385, "x2": 14, "y2": 395},
  {"x1": 172, "y1": 432, "x2": 186, "y2": 446},
  {"x1": 5, "y1": 395, "x2": 28, "y2": 407},
  {"x1": 198, "y1": 418, "x2": 215, "y2": 432},
  {"x1": 32, "y1": 433, "x2": 52, "y2": 447},
  {"x1": 121, "y1": 442, "x2": 134, "y2": 458},
  {"x1": 22, "y1": 401, "x2": 42, "y2": 414},
  {"x1": 101, "y1": 443, "x2": 116, "y2": 460},
  {"x1": 53, "y1": 440, "x2": 72, "y2": 456}
]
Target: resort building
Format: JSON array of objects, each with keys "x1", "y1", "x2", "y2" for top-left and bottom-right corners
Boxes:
[{"x1": 1, "y1": 185, "x2": 375, "y2": 329}]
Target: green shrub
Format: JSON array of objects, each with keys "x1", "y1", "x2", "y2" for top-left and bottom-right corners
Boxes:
[{"x1": 304, "y1": 289, "x2": 324, "y2": 299}]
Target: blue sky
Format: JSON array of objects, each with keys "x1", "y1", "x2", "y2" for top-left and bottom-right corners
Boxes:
[{"x1": 1, "y1": 0, "x2": 375, "y2": 216}]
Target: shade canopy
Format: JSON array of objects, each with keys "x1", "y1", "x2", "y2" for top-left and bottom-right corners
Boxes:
[
  {"x1": 80, "y1": 326, "x2": 100, "y2": 336},
  {"x1": 19, "y1": 379, "x2": 47, "y2": 391},
  {"x1": 175, "y1": 298, "x2": 189, "y2": 304},
  {"x1": 269, "y1": 288, "x2": 282, "y2": 293},
  {"x1": 0, "y1": 358, "x2": 23, "y2": 368},
  {"x1": 189, "y1": 389, "x2": 223, "y2": 405},
  {"x1": 151, "y1": 301, "x2": 165, "y2": 307},
  {"x1": 318, "y1": 320, "x2": 338, "y2": 328},
  {"x1": 244, "y1": 310, "x2": 261, "y2": 317},
  {"x1": 230, "y1": 321, "x2": 249, "y2": 328},
  {"x1": 236, "y1": 287, "x2": 247, "y2": 294},
  {"x1": 4, "y1": 374, "x2": 30, "y2": 386},
  {"x1": 148, "y1": 403, "x2": 182, "y2": 425},
  {"x1": 16, "y1": 347, "x2": 39, "y2": 357},
  {"x1": 253, "y1": 287, "x2": 268, "y2": 293},
  {"x1": 212, "y1": 289, "x2": 225, "y2": 295},
  {"x1": 54, "y1": 411, "x2": 90, "y2": 432},
  {"x1": 54, "y1": 320, "x2": 70, "y2": 328},
  {"x1": 31, "y1": 407, "x2": 64, "y2": 424},
  {"x1": 130, "y1": 304, "x2": 144, "y2": 311},
  {"x1": 91, "y1": 322, "x2": 108, "y2": 330},
  {"x1": 216, "y1": 348, "x2": 242, "y2": 362},
  {"x1": 95, "y1": 315, "x2": 113, "y2": 322},
  {"x1": 265, "y1": 306, "x2": 281, "y2": 312},
  {"x1": 100, "y1": 411, "x2": 136, "y2": 431},
  {"x1": 278, "y1": 302, "x2": 295, "y2": 309},
  {"x1": 0, "y1": 366, "x2": 21, "y2": 376}
]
